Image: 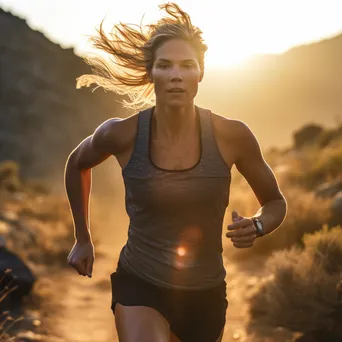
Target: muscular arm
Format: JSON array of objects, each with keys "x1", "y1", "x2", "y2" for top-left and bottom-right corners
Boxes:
[
  {"x1": 233, "y1": 121, "x2": 287, "y2": 235},
  {"x1": 64, "y1": 118, "x2": 123, "y2": 243}
]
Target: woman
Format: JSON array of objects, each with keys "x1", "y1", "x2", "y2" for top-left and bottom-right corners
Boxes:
[{"x1": 65, "y1": 3, "x2": 287, "y2": 342}]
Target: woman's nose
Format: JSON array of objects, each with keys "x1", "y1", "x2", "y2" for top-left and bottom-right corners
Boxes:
[
  {"x1": 170, "y1": 74, "x2": 183, "y2": 82},
  {"x1": 170, "y1": 65, "x2": 183, "y2": 81},
  {"x1": 169, "y1": 66, "x2": 183, "y2": 81}
]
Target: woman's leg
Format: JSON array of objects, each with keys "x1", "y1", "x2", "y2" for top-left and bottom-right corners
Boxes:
[{"x1": 115, "y1": 303, "x2": 171, "y2": 342}]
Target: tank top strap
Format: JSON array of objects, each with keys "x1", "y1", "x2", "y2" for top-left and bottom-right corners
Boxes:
[
  {"x1": 122, "y1": 107, "x2": 153, "y2": 177},
  {"x1": 197, "y1": 107, "x2": 231, "y2": 174},
  {"x1": 133, "y1": 106, "x2": 152, "y2": 157}
]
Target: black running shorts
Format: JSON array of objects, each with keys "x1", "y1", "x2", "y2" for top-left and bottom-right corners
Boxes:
[{"x1": 110, "y1": 262, "x2": 228, "y2": 342}]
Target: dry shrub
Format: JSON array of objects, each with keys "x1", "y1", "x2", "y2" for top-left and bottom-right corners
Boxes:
[
  {"x1": 0, "y1": 161, "x2": 49, "y2": 198},
  {"x1": 306, "y1": 143, "x2": 342, "y2": 186},
  {"x1": 285, "y1": 138, "x2": 342, "y2": 189},
  {"x1": 303, "y1": 225, "x2": 342, "y2": 275},
  {"x1": 317, "y1": 128, "x2": 340, "y2": 148},
  {"x1": 2, "y1": 192, "x2": 75, "y2": 269},
  {"x1": 0, "y1": 271, "x2": 24, "y2": 341},
  {"x1": 248, "y1": 226, "x2": 342, "y2": 336},
  {"x1": 0, "y1": 311, "x2": 20, "y2": 342},
  {"x1": 0, "y1": 161, "x2": 22, "y2": 193}
]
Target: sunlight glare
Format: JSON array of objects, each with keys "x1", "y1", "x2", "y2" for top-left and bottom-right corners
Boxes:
[{"x1": 177, "y1": 246, "x2": 186, "y2": 257}]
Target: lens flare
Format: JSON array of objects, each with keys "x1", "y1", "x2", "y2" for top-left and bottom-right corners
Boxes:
[{"x1": 177, "y1": 246, "x2": 186, "y2": 256}]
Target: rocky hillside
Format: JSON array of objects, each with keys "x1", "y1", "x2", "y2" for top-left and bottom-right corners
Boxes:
[{"x1": 0, "y1": 8, "x2": 130, "y2": 184}]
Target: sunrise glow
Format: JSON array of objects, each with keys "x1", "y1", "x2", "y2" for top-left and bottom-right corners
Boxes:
[{"x1": 1, "y1": 0, "x2": 342, "y2": 69}]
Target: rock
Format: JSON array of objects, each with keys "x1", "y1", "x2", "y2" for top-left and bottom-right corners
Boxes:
[
  {"x1": 315, "y1": 180, "x2": 342, "y2": 198},
  {"x1": 0, "y1": 245, "x2": 36, "y2": 311}
]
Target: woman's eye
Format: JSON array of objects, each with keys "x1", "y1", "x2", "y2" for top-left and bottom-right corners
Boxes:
[
  {"x1": 158, "y1": 64, "x2": 168, "y2": 69},
  {"x1": 184, "y1": 64, "x2": 194, "y2": 69}
]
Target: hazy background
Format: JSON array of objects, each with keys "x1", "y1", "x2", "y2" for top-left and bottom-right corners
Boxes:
[
  {"x1": 2, "y1": 0, "x2": 342, "y2": 68},
  {"x1": 1, "y1": 2, "x2": 342, "y2": 341}
]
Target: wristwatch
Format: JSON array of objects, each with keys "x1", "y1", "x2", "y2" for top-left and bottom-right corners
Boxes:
[{"x1": 251, "y1": 217, "x2": 264, "y2": 237}]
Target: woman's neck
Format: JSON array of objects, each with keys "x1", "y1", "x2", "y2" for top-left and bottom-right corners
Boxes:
[{"x1": 152, "y1": 103, "x2": 198, "y2": 144}]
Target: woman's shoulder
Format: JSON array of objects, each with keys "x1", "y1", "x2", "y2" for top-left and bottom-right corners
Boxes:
[
  {"x1": 208, "y1": 110, "x2": 261, "y2": 164},
  {"x1": 101, "y1": 112, "x2": 139, "y2": 133},
  {"x1": 93, "y1": 112, "x2": 139, "y2": 156},
  {"x1": 210, "y1": 111, "x2": 253, "y2": 142}
]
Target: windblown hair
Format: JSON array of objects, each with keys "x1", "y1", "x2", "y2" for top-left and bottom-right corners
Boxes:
[{"x1": 76, "y1": 2, "x2": 208, "y2": 110}]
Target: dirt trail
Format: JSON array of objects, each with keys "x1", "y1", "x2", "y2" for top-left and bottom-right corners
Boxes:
[
  {"x1": 32, "y1": 244, "x2": 260, "y2": 342},
  {"x1": 34, "y1": 250, "x2": 119, "y2": 342}
]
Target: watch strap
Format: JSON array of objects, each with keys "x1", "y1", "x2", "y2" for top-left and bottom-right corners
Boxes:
[{"x1": 251, "y1": 217, "x2": 264, "y2": 237}]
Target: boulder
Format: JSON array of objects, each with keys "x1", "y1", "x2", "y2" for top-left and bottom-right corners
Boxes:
[
  {"x1": 315, "y1": 180, "x2": 342, "y2": 198},
  {"x1": 0, "y1": 239, "x2": 36, "y2": 312}
]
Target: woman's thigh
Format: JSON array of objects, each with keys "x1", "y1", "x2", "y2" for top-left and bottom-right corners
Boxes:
[
  {"x1": 114, "y1": 304, "x2": 224, "y2": 342},
  {"x1": 115, "y1": 303, "x2": 172, "y2": 342}
]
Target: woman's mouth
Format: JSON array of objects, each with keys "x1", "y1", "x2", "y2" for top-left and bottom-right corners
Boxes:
[{"x1": 167, "y1": 88, "x2": 185, "y2": 93}]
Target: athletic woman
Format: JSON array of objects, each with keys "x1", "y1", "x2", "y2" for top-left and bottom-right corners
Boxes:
[{"x1": 65, "y1": 3, "x2": 287, "y2": 341}]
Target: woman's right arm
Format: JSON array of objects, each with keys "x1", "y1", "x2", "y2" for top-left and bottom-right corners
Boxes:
[{"x1": 65, "y1": 118, "x2": 121, "y2": 277}]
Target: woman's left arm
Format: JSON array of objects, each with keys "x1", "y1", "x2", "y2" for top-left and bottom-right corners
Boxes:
[{"x1": 225, "y1": 121, "x2": 287, "y2": 248}]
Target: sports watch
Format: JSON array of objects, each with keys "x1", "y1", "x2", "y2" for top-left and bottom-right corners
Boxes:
[{"x1": 251, "y1": 217, "x2": 264, "y2": 237}]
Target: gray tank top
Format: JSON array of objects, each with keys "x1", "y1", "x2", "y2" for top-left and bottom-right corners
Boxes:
[{"x1": 118, "y1": 105, "x2": 231, "y2": 290}]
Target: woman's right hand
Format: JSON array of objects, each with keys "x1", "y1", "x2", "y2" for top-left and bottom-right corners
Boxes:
[{"x1": 67, "y1": 240, "x2": 94, "y2": 277}]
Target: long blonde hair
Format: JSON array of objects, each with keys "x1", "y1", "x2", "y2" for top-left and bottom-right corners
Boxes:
[{"x1": 76, "y1": 2, "x2": 208, "y2": 110}]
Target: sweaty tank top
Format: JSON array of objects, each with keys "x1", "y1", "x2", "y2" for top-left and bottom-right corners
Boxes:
[{"x1": 118, "y1": 105, "x2": 231, "y2": 290}]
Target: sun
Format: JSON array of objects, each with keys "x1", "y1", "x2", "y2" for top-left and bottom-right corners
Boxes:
[
  {"x1": 170, "y1": 2, "x2": 259, "y2": 69},
  {"x1": 173, "y1": 1, "x2": 272, "y2": 69},
  {"x1": 204, "y1": 43, "x2": 254, "y2": 69}
]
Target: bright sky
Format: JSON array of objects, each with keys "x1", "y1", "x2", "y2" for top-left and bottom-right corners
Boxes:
[{"x1": 1, "y1": 0, "x2": 342, "y2": 69}]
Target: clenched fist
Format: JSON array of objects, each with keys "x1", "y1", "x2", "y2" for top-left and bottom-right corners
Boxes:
[
  {"x1": 67, "y1": 240, "x2": 94, "y2": 277},
  {"x1": 226, "y1": 211, "x2": 257, "y2": 248}
]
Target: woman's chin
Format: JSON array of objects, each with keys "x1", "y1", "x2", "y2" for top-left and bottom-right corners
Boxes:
[{"x1": 164, "y1": 98, "x2": 192, "y2": 107}]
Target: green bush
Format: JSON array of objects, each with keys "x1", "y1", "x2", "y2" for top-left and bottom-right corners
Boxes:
[{"x1": 248, "y1": 226, "x2": 342, "y2": 337}]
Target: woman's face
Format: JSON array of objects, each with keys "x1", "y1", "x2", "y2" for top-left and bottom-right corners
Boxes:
[{"x1": 151, "y1": 38, "x2": 203, "y2": 107}]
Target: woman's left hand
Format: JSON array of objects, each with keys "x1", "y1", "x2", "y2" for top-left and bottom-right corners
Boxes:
[{"x1": 226, "y1": 211, "x2": 257, "y2": 248}]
